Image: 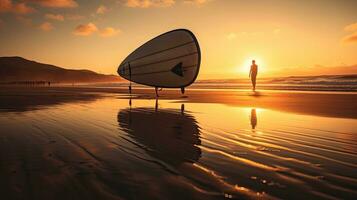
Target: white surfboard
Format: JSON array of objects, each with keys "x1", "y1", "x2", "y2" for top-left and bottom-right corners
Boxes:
[{"x1": 117, "y1": 29, "x2": 201, "y2": 88}]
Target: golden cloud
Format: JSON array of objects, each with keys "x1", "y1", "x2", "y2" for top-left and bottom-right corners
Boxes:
[
  {"x1": 343, "y1": 32, "x2": 357, "y2": 44},
  {"x1": 0, "y1": 0, "x2": 12, "y2": 12},
  {"x1": 125, "y1": 0, "x2": 175, "y2": 8},
  {"x1": 28, "y1": 0, "x2": 78, "y2": 8},
  {"x1": 0, "y1": 0, "x2": 35, "y2": 15},
  {"x1": 13, "y1": 2, "x2": 34, "y2": 14},
  {"x1": 342, "y1": 22, "x2": 357, "y2": 44},
  {"x1": 184, "y1": 0, "x2": 209, "y2": 5},
  {"x1": 45, "y1": 13, "x2": 64, "y2": 21},
  {"x1": 99, "y1": 27, "x2": 121, "y2": 37},
  {"x1": 96, "y1": 5, "x2": 108, "y2": 14},
  {"x1": 73, "y1": 22, "x2": 98, "y2": 36},
  {"x1": 39, "y1": 22, "x2": 54, "y2": 31},
  {"x1": 344, "y1": 22, "x2": 357, "y2": 32}
]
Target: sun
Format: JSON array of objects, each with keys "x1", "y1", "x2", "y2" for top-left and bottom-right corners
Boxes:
[{"x1": 237, "y1": 57, "x2": 265, "y2": 74}]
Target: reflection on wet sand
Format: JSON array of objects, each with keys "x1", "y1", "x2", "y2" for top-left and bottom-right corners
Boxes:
[
  {"x1": 250, "y1": 109, "x2": 257, "y2": 130},
  {"x1": 1, "y1": 90, "x2": 356, "y2": 199},
  {"x1": 118, "y1": 105, "x2": 201, "y2": 166},
  {"x1": 0, "y1": 88, "x2": 100, "y2": 112},
  {"x1": 117, "y1": 101, "x2": 265, "y2": 199}
]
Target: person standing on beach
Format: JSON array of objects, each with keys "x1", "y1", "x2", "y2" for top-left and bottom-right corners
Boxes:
[{"x1": 249, "y1": 60, "x2": 258, "y2": 91}]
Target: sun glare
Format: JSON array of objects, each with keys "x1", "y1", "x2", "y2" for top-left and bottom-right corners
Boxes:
[{"x1": 237, "y1": 57, "x2": 265, "y2": 75}]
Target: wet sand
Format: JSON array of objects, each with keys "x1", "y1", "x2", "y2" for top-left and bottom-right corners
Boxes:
[
  {"x1": 0, "y1": 86, "x2": 356, "y2": 200},
  {"x1": 2, "y1": 86, "x2": 356, "y2": 118}
]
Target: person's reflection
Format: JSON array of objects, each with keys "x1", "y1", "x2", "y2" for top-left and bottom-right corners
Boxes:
[
  {"x1": 118, "y1": 105, "x2": 201, "y2": 166},
  {"x1": 250, "y1": 108, "x2": 257, "y2": 130}
]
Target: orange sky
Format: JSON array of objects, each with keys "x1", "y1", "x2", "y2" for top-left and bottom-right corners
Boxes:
[{"x1": 1, "y1": 0, "x2": 357, "y2": 79}]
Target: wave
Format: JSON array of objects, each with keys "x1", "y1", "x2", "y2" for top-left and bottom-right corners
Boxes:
[{"x1": 89, "y1": 74, "x2": 357, "y2": 92}]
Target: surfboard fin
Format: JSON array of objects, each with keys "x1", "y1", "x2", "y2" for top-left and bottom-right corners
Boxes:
[
  {"x1": 171, "y1": 62, "x2": 184, "y2": 77},
  {"x1": 155, "y1": 87, "x2": 159, "y2": 98},
  {"x1": 181, "y1": 87, "x2": 185, "y2": 94}
]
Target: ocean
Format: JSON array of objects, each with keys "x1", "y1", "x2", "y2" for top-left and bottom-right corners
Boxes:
[{"x1": 91, "y1": 74, "x2": 357, "y2": 92}]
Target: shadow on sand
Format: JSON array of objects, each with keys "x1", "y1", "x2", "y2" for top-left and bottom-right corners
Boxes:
[{"x1": 249, "y1": 91, "x2": 262, "y2": 97}]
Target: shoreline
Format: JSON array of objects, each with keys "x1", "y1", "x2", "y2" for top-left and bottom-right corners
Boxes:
[{"x1": 1, "y1": 86, "x2": 357, "y2": 119}]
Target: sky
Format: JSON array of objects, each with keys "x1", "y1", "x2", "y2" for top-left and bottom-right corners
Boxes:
[{"x1": 0, "y1": 0, "x2": 357, "y2": 79}]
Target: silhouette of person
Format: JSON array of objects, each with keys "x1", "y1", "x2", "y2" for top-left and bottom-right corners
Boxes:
[
  {"x1": 249, "y1": 60, "x2": 258, "y2": 91},
  {"x1": 250, "y1": 109, "x2": 257, "y2": 130}
]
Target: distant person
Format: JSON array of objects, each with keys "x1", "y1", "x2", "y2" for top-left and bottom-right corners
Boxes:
[
  {"x1": 250, "y1": 109, "x2": 257, "y2": 130},
  {"x1": 249, "y1": 60, "x2": 258, "y2": 91}
]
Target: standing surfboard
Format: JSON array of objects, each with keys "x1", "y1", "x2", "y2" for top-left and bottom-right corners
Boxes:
[{"x1": 117, "y1": 29, "x2": 201, "y2": 95}]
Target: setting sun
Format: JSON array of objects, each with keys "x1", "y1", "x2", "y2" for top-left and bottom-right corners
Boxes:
[{"x1": 237, "y1": 57, "x2": 265, "y2": 75}]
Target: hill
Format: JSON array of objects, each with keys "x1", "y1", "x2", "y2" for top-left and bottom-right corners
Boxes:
[{"x1": 0, "y1": 57, "x2": 121, "y2": 83}]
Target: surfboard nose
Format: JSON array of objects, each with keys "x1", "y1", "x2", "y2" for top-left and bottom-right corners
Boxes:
[
  {"x1": 117, "y1": 65, "x2": 121, "y2": 75},
  {"x1": 117, "y1": 61, "x2": 127, "y2": 77}
]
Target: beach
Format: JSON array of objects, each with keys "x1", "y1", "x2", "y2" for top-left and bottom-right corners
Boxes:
[
  {"x1": 2, "y1": 86, "x2": 356, "y2": 118},
  {"x1": 0, "y1": 86, "x2": 356, "y2": 199}
]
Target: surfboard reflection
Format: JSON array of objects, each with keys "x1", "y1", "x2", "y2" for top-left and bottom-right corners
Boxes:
[{"x1": 117, "y1": 105, "x2": 201, "y2": 166}]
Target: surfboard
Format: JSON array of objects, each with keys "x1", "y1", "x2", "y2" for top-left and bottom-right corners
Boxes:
[{"x1": 117, "y1": 29, "x2": 201, "y2": 88}]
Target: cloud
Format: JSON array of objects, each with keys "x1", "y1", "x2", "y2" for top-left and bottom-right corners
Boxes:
[
  {"x1": 125, "y1": 0, "x2": 175, "y2": 8},
  {"x1": 0, "y1": 0, "x2": 35, "y2": 15},
  {"x1": 100, "y1": 27, "x2": 121, "y2": 37},
  {"x1": 39, "y1": 22, "x2": 54, "y2": 31},
  {"x1": 342, "y1": 22, "x2": 357, "y2": 44},
  {"x1": 45, "y1": 13, "x2": 64, "y2": 21},
  {"x1": 342, "y1": 32, "x2": 357, "y2": 44},
  {"x1": 27, "y1": 0, "x2": 78, "y2": 8},
  {"x1": 0, "y1": 0, "x2": 12, "y2": 12},
  {"x1": 73, "y1": 23, "x2": 120, "y2": 37},
  {"x1": 183, "y1": 0, "x2": 209, "y2": 5},
  {"x1": 344, "y1": 22, "x2": 357, "y2": 32},
  {"x1": 226, "y1": 32, "x2": 236, "y2": 40},
  {"x1": 96, "y1": 5, "x2": 108, "y2": 14},
  {"x1": 73, "y1": 22, "x2": 98, "y2": 36},
  {"x1": 13, "y1": 2, "x2": 34, "y2": 14}
]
